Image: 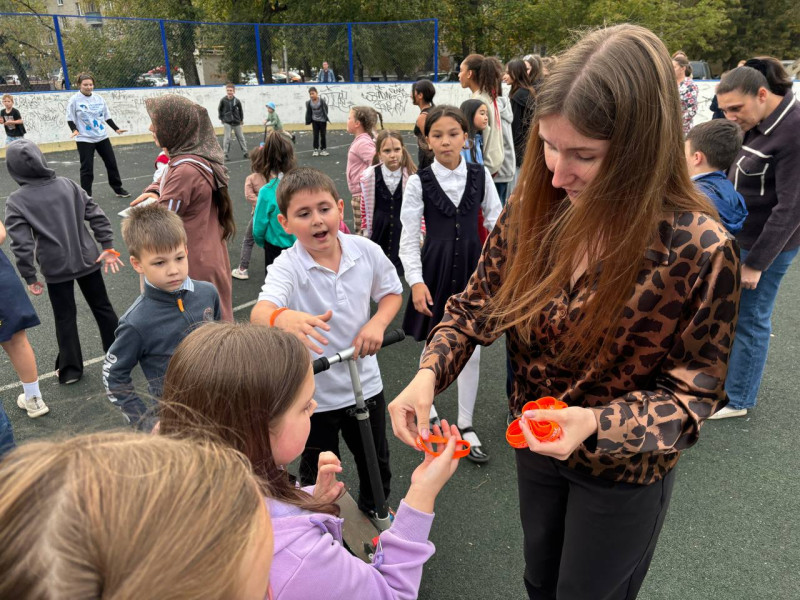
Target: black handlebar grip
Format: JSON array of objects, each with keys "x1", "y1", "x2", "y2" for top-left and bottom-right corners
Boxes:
[
  {"x1": 381, "y1": 328, "x2": 406, "y2": 348},
  {"x1": 312, "y1": 356, "x2": 330, "y2": 375}
]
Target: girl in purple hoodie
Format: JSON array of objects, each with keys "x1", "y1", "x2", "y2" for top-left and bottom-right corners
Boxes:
[{"x1": 159, "y1": 322, "x2": 462, "y2": 600}]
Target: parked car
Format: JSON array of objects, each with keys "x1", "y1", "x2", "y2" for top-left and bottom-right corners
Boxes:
[
  {"x1": 689, "y1": 61, "x2": 712, "y2": 79},
  {"x1": 4, "y1": 74, "x2": 20, "y2": 85},
  {"x1": 272, "y1": 71, "x2": 302, "y2": 84},
  {"x1": 136, "y1": 74, "x2": 168, "y2": 87}
]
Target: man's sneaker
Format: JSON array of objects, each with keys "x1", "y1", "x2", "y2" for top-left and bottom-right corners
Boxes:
[
  {"x1": 312, "y1": 150, "x2": 319, "y2": 157},
  {"x1": 115, "y1": 189, "x2": 131, "y2": 198},
  {"x1": 708, "y1": 406, "x2": 748, "y2": 420},
  {"x1": 231, "y1": 267, "x2": 249, "y2": 280},
  {"x1": 320, "y1": 150, "x2": 330, "y2": 156},
  {"x1": 17, "y1": 393, "x2": 49, "y2": 418}
]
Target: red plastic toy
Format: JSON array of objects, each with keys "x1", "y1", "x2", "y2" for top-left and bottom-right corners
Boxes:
[{"x1": 505, "y1": 396, "x2": 568, "y2": 448}]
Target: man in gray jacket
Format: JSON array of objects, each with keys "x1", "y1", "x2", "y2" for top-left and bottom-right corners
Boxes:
[{"x1": 4, "y1": 139, "x2": 122, "y2": 384}]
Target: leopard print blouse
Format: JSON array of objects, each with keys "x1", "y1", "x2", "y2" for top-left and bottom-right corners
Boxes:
[{"x1": 421, "y1": 208, "x2": 741, "y2": 485}]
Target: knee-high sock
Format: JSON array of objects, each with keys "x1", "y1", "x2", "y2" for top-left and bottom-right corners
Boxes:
[{"x1": 456, "y1": 346, "x2": 481, "y2": 431}]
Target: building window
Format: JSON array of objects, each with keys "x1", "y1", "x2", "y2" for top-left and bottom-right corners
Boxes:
[
  {"x1": 57, "y1": 0, "x2": 64, "y2": 5},
  {"x1": 76, "y1": 2, "x2": 83, "y2": 15}
]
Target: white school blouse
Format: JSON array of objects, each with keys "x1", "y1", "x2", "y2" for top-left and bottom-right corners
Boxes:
[
  {"x1": 380, "y1": 164, "x2": 402, "y2": 194},
  {"x1": 399, "y1": 158, "x2": 502, "y2": 287},
  {"x1": 258, "y1": 232, "x2": 403, "y2": 412}
]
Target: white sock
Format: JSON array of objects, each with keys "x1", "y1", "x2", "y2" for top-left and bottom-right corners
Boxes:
[
  {"x1": 23, "y1": 379, "x2": 41, "y2": 400},
  {"x1": 429, "y1": 404, "x2": 439, "y2": 422},
  {"x1": 456, "y1": 346, "x2": 481, "y2": 431}
]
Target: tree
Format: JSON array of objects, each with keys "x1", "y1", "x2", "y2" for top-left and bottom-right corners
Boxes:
[{"x1": 0, "y1": 0, "x2": 59, "y2": 90}]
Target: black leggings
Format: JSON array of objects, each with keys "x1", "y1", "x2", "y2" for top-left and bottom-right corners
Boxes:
[
  {"x1": 312, "y1": 121, "x2": 327, "y2": 150},
  {"x1": 76, "y1": 137, "x2": 123, "y2": 197},
  {"x1": 516, "y1": 449, "x2": 675, "y2": 600}
]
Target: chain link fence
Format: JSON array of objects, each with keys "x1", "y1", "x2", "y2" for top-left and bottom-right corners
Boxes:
[{"x1": 0, "y1": 12, "x2": 438, "y2": 91}]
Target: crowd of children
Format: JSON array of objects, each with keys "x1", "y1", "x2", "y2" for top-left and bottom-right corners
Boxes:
[{"x1": 1, "y1": 39, "x2": 797, "y2": 598}]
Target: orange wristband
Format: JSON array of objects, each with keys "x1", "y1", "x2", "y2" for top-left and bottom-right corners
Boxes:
[
  {"x1": 106, "y1": 249, "x2": 121, "y2": 257},
  {"x1": 505, "y1": 396, "x2": 568, "y2": 448},
  {"x1": 269, "y1": 307, "x2": 288, "y2": 327},
  {"x1": 415, "y1": 434, "x2": 471, "y2": 459}
]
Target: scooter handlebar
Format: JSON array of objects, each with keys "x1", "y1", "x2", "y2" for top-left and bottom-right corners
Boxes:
[{"x1": 313, "y1": 329, "x2": 406, "y2": 374}]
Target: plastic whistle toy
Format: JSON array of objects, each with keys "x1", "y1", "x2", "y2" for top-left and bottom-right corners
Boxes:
[
  {"x1": 506, "y1": 396, "x2": 568, "y2": 448},
  {"x1": 415, "y1": 434, "x2": 471, "y2": 459}
]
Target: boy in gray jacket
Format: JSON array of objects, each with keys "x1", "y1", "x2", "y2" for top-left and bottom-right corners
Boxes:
[
  {"x1": 103, "y1": 204, "x2": 220, "y2": 429},
  {"x1": 4, "y1": 139, "x2": 122, "y2": 385}
]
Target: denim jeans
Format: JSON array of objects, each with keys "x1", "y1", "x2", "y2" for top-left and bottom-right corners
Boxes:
[
  {"x1": 5, "y1": 135, "x2": 23, "y2": 145},
  {"x1": 725, "y1": 247, "x2": 799, "y2": 410},
  {"x1": 495, "y1": 181, "x2": 509, "y2": 206},
  {"x1": 0, "y1": 404, "x2": 16, "y2": 459}
]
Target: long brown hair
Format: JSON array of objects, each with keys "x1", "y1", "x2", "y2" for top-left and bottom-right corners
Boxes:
[
  {"x1": 350, "y1": 105, "x2": 384, "y2": 136},
  {"x1": 251, "y1": 131, "x2": 297, "y2": 179},
  {"x1": 462, "y1": 54, "x2": 503, "y2": 98},
  {"x1": 506, "y1": 58, "x2": 535, "y2": 99},
  {"x1": 373, "y1": 130, "x2": 417, "y2": 175},
  {"x1": 159, "y1": 322, "x2": 341, "y2": 516},
  {"x1": 0, "y1": 432, "x2": 266, "y2": 599},
  {"x1": 488, "y1": 24, "x2": 714, "y2": 366}
]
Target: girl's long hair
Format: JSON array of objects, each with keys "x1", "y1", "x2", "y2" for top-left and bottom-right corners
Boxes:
[
  {"x1": 0, "y1": 432, "x2": 265, "y2": 599},
  {"x1": 459, "y1": 99, "x2": 487, "y2": 163},
  {"x1": 373, "y1": 130, "x2": 417, "y2": 175},
  {"x1": 258, "y1": 130, "x2": 297, "y2": 178},
  {"x1": 486, "y1": 24, "x2": 714, "y2": 367},
  {"x1": 351, "y1": 106, "x2": 384, "y2": 136},
  {"x1": 507, "y1": 58, "x2": 535, "y2": 99},
  {"x1": 462, "y1": 54, "x2": 504, "y2": 98},
  {"x1": 159, "y1": 322, "x2": 340, "y2": 516},
  {"x1": 214, "y1": 187, "x2": 236, "y2": 242}
]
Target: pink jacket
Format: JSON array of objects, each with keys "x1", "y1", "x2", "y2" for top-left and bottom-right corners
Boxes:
[
  {"x1": 244, "y1": 172, "x2": 266, "y2": 210},
  {"x1": 346, "y1": 133, "x2": 375, "y2": 195}
]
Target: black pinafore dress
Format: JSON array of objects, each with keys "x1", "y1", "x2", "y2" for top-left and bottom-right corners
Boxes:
[
  {"x1": 371, "y1": 167, "x2": 404, "y2": 276},
  {"x1": 414, "y1": 106, "x2": 434, "y2": 171},
  {"x1": 402, "y1": 162, "x2": 484, "y2": 342}
]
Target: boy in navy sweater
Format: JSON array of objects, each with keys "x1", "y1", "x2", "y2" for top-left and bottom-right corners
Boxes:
[
  {"x1": 685, "y1": 119, "x2": 748, "y2": 234},
  {"x1": 103, "y1": 204, "x2": 221, "y2": 429}
]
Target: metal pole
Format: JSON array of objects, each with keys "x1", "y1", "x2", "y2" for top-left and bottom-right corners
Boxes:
[
  {"x1": 283, "y1": 44, "x2": 288, "y2": 81},
  {"x1": 347, "y1": 23, "x2": 355, "y2": 82},
  {"x1": 53, "y1": 15, "x2": 70, "y2": 90},
  {"x1": 433, "y1": 19, "x2": 439, "y2": 82},
  {"x1": 159, "y1": 20, "x2": 174, "y2": 86},
  {"x1": 255, "y1": 24, "x2": 264, "y2": 84}
]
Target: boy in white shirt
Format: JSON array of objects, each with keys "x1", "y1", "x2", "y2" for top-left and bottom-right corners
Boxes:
[{"x1": 251, "y1": 166, "x2": 403, "y2": 517}]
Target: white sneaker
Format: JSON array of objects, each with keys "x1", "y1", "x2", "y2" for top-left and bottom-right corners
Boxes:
[
  {"x1": 312, "y1": 150, "x2": 319, "y2": 156},
  {"x1": 231, "y1": 267, "x2": 249, "y2": 280},
  {"x1": 17, "y1": 392, "x2": 49, "y2": 418},
  {"x1": 320, "y1": 150, "x2": 329, "y2": 156},
  {"x1": 708, "y1": 405, "x2": 748, "y2": 420}
]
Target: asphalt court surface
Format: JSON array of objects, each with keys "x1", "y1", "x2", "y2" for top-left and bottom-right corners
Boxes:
[{"x1": 1, "y1": 130, "x2": 798, "y2": 599}]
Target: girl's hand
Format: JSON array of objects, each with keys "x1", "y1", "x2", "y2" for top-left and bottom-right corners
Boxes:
[
  {"x1": 28, "y1": 282, "x2": 44, "y2": 296},
  {"x1": 741, "y1": 264, "x2": 762, "y2": 290},
  {"x1": 520, "y1": 406, "x2": 599, "y2": 461},
  {"x1": 115, "y1": 129, "x2": 128, "y2": 135},
  {"x1": 388, "y1": 369, "x2": 436, "y2": 447},
  {"x1": 130, "y1": 192, "x2": 158, "y2": 207},
  {"x1": 411, "y1": 283, "x2": 434, "y2": 317},
  {"x1": 404, "y1": 420, "x2": 462, "y2": 513},
  {"x1": 70, "y1": 130, "x2": 79, "y2": 138},
  {"x1": 313, "y1": 451, "x2": 344, "y2": 503},
  {"x1": 96, "y1": 250, "x2": 125, "y2": 274}
]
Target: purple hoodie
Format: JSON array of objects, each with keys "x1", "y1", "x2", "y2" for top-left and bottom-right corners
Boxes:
[{"x1": 267, "y1": 493, "x2": 435, "y2": 600}]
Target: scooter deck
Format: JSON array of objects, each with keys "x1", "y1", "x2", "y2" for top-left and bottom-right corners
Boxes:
[{"x1": 337, "y1": 490, "x2": 381, "y2": 562}]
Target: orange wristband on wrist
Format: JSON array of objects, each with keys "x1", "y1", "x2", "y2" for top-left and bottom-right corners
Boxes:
[
  {"x1": 269, "y1": 307, "x2": 288, "y2": 327},
  {"x1": 106, "y1": 249, "x2": 121, "y2": 257}
]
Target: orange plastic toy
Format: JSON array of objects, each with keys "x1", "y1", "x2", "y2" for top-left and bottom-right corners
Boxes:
[
  {"x1": 505, "y1": 396, "x2": 568, "y2": 448},
  {"x1": 415, "y1": 434, "x2": 471, "y2": 459}
]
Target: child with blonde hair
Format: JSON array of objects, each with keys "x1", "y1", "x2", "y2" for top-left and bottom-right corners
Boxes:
[
  {"x1": 0, "y1": 431, "x2": 273, "y2": 599},
  {"x1": 346, "y1": 105, "x2": 383, "y2": 234}
]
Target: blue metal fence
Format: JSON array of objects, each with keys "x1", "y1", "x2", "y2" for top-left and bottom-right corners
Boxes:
[{"x1": 0, "y1": 12, "x2": 439, "y2": 91}]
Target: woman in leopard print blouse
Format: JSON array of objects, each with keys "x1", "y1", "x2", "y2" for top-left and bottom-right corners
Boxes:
[{"x1": 388, "y1": 25, "x2": 741, "y2": 600}]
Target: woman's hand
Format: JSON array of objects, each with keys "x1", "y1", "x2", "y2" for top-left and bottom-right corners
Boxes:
[
  {"x1": 404, "y1": 420, "x2": 462, "y2": 514},
  {"x1": 28, "y1": 282, "x2": 44, "y2": 296},
  {"x1": 115, "y1": 129, "x2": 128, "y2": 135},
  {"x1": 96, "y1": 250, "x2": 125, "y2": 274},
  {"x1": 70, "y1": 130, "x2": 79, "y2": 138},
  {"x1": 313, "y1": 451, "x2": 344, "y2": 503},
  {"x1": 741, "y1": 264, "x2": 762, "y2": 290},
  {"x1": 411, "y1": 283, "x2": 434, "y2": 317},
  {"x1": 130, "y1": 192, "x2": 158, "y2": 207},
  {"x1": 520, "y1": 406, "x2": 598, "y2": 461},
  {"x1": 388, "y1": 369, "x2": 436, "y2": 447}
]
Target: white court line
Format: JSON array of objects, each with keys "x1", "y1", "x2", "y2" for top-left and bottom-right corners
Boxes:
[{"x1": 0, "y1": 298, "x2": 259, "y2": 393}]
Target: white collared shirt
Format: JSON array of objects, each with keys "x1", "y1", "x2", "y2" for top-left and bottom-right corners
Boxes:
[
  {"x1": 144, "y1": 276, "x2": 195, "y2": 292},
  {"x1": 258, "y1": 232, "x2": 403, "y2": 412},
  {"x1": 399, "y1": 158, "x2": 502, "y2": 286},
  {"x1": 380, "y1": 164, "x2": 402, "y2": 194}
]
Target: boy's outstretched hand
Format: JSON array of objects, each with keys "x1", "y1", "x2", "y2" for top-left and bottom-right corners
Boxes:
[
  {"x1": 313, "y1": 451, "x2": 345, "y2": 503},
  {"x1": 96, "y1": 250, "x2": 125, "y2": 274},
  {"x1": 275, "y1": 309, "x2": 332, "y2": 354},
  {"x1": 27, "y1": 282, "x2": 44, "y2": 296}
]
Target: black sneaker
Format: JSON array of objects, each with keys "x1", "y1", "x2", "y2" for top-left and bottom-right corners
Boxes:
[{"x1": 115, "y1": 189, "x2": 131, "y2": 198}]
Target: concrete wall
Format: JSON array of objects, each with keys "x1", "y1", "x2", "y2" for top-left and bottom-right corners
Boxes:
[{"x1": 5, "y1": 82, "x2": 800, "y2": 154}]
